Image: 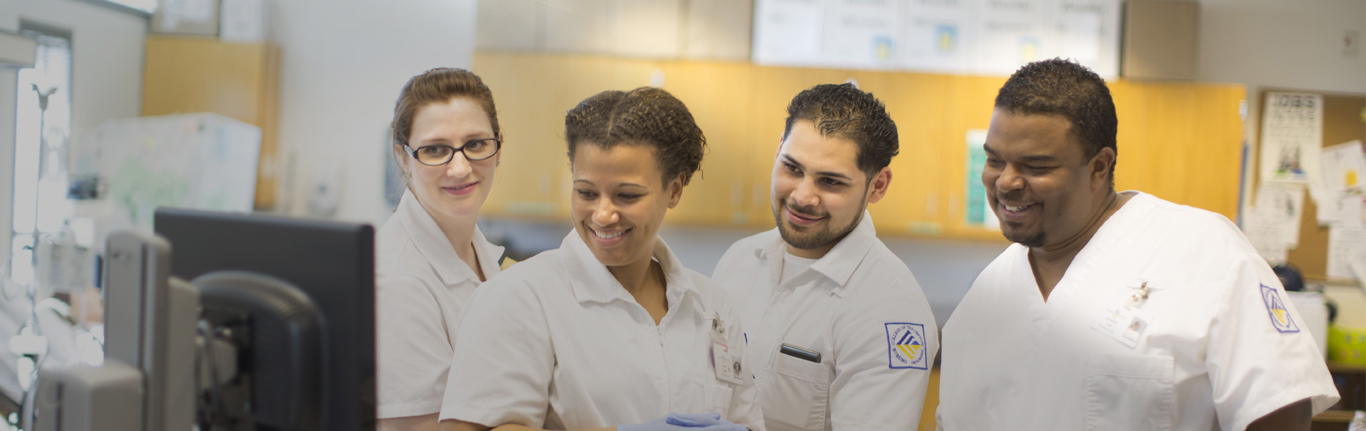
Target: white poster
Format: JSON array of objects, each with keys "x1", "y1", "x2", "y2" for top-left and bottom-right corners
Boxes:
[
  {"x1": 823, "y1": 0, "x2": 901, "y2": 67},
  {"x1": 1047, "y1": 0, "x2": 1120, "y2": 76},
  {"x1": 1319, "y1": 140, "x2": 1366, "y2": 194},
  {"x1": 753, "y1": 0, "x2": 824, "y2": 65},
  {"x1": 900, "y1": 0, "x2": 971, "y2": 73},
  {"x1": 68, "y1": 113, "x2": 261, "y2": 237},
  {"x1": 752, "y1": 0, "x2": 1120, "y2": 76},
  {"x1": 969, "y1": 0, "x2": 1046, "y2": 75},
  {"x1": 1328, "y1": 225, "x2": 1366, "y2": 279},
  {"x1": 1250, "y1": 181, "x2": 1306, "y2": 247},
  {"x1": 1259, "y1": 92, "x2": 1324, "y2": 184}
]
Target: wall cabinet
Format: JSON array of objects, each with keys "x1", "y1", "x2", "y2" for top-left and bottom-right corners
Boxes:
[
  {"x1": 474, "y1": 52, "x2": 1245, "y2": 241},
  {"x1": 141, "y1": 35, "x2": 280, "y2": 210}
]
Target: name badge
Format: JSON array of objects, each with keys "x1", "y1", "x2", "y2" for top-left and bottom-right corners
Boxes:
[
  {"x1": 1094, "y1": 306, "x2": 1148, "y2": 348},
  {"x1": 711, "y1": 342, "x2": 744, "y2": 385}
]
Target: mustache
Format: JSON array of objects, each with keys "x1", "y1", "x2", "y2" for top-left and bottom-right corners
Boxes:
[
  {"x1": 784, "y1": 200, "x2": 828, "y2": 219},
  {"x1": 994, "y1": 190, "x2": 1027, "y2": 203}
]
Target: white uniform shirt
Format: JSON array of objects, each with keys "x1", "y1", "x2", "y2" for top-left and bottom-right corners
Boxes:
[
  {"x1": 375, "y1": 189, "x2": 505, "y2": 418},
  {"x1": 713, "y1": 212, "x2": 938, "y2": 431},
  {"x1": 937, "y1": 192, "x2": 1339, "y2": 431},
  {"x1": 439, "y1": 232, "x2": 765, "y2": 430}
]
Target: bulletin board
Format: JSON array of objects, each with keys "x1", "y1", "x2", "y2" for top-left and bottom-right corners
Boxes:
[{"x1": 1274, "y1": 92, "x2": 1366, "y2": 281}]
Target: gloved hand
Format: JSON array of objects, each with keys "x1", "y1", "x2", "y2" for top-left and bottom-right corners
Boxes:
[{"x1": 618, "y1": 413, "x2": 749, "y2": 431}]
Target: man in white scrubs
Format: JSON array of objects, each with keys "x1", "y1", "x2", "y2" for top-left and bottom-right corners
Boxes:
[
  {"x1": 937, "y1": 59, "x2": 1339, "y2": 430},
  {"x1": 714, "y1": 83, "x2": 938, "y2": 431}
]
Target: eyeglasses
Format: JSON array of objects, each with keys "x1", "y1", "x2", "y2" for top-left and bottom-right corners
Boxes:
[{"x1": 403, "y1": 138, "x2": 502, "y2": 166}]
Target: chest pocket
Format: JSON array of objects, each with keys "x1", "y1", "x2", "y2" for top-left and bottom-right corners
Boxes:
[
  {"x1": 764, "y1": 351, "x2": 831, "y2": 431},
  {"x1": 1084, "y1": 353, "x2": 1174, "y2": 431}
]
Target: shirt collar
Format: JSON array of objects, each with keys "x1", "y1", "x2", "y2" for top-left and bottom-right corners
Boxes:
[
  {"x1": 396, "y1": 189, "x2": 505, "y2": 285},
  {"x1": 754, "y1": 211, "x2": 878, "y2": 296},
  {"x1": 560, "y1": 230, "x2": 703, "y2": 313}
]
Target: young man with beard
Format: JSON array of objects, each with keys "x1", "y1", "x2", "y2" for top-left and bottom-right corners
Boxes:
[
  {"x1": 713, "y1": 83, "x2": 937, "y2": 431},
  {"x1": 935, "y1": 59, "x2": 1338, "y2": 430}
]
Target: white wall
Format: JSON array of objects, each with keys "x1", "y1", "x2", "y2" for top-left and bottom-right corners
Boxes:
[
  {"x1": 267, "y1": 0, "x2": 478, "y2": 226},
  {"x1": 0, "y1": 0, "x2": 146, "y2": 263},
  {"x1": 0, "y1": 0, "x2": 146, "y2": 134},
  {"x1": 1197, "y1": 0, "x2": 1365, "y2": 94}
]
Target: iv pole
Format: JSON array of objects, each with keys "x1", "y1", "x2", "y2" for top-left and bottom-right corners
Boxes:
[{"x1": 14, "y1": 83, "x2": 58, "y2": 431}]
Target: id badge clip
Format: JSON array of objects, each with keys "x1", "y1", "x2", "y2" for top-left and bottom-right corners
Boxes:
[
  {"x1": 709, "y1": 313, "x2": 744, "y2": 385},
  {"x1": 1092, "y1": 282, "x2": 1151, "y2": 349}
]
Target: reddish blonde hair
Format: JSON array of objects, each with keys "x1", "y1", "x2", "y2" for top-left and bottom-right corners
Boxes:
[{"x1": 391, "y1": 67, "x2": 501, "y2": 148}]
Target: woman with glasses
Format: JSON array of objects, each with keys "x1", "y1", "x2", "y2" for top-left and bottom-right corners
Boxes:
[
  {"x1": 376, "y1": 68, "x2": 508, "y2": 431},
  {"x1": 437, "y1": 87, "x2": 763, "y2": 431}
]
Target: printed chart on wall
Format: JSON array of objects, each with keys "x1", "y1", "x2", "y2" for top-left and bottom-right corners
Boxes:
[
  {"x1": 1259, "y1": 92, "x2": 1322, "y2": 184},
  {"x1": 753, "y1": 0, "x2": 1120, "y2": 76}
]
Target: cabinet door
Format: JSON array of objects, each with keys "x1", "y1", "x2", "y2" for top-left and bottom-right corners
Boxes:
[
  {"x1": 660, "y1": 61, "x2": 757, "y2": 226},
  {"x1": 1110, "y1": 81, "x2": 1244, "y2": 221},
  {"x1": 851, "y1": 70, "x2": 952, "y2": 237},
  {"x1": 142, "y1": 36, "x2": 279, "y2": 209}
]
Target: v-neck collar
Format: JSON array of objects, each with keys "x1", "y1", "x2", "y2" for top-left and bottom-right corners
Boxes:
[{"x1": 1014, "y1": 192, "x2": 1152, "y2": 334}]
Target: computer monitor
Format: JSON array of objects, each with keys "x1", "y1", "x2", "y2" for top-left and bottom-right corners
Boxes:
[
  {"x1": 101, "y1": 230, "x2": 198, "y2": 431},
  {"x1": 154, "y1": 208, "x2": 376, "y2": 431}
]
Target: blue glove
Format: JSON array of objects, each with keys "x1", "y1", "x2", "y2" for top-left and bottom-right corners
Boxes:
[
  {"x1": 618, "y1": 413, "x2": 749, "y2": 431},
  {"x1": 664, "y1": 413, "x2": 725, "y2": 427}
]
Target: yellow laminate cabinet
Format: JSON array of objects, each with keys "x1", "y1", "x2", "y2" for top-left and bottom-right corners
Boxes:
[
  {"x1": 659, "y1": 61, "x2": 758, "y2": 226},
  {"x1": 856, "y1": 71, "x2": 952, "y2": 236},
  {"x1": 1110, "y1": 81, "x2": 1244, "y2": 220},
  {"x1": 472, "y1": 51, "x2": 1245, "y2": 240},
  {"x1": 141, "y1": 35, "x2": 281, "y2": 210}
]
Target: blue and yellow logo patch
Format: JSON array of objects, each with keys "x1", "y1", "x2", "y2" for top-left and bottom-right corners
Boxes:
[
  {"x1": 1261, "y1": 284, "x2": 1300, "y2": 333},
  {"x1": 886, "y1": 322, "x2": 928, "y2": 370}
]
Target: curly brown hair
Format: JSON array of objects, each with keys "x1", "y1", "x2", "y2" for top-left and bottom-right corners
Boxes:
[
  {"x1": 390, "y1": 67, "x2": 500, "y2": 159},
  {"x1": 564, "y1": 87, "x2": 706, "y2": 186}
]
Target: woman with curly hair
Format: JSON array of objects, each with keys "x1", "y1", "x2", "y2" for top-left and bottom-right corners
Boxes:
[{"x1": 437, "y1": 87, "x2": 763, "y2": 431}]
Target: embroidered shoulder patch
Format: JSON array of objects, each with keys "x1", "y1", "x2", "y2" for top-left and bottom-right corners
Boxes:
[
  {"x1": 1261, "y1": 284, "x2": 1300, "y2": 333},
  {"x1": 885, "y1": 322, "x2": 928, "y2": 370}
]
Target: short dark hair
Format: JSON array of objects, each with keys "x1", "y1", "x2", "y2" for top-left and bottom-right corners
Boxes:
[
  {"x1": 564, "y1": 87, "x2": 706, "y2": 186},
  {"x1": 995, "y1": 58, "x2": 1118, "y2": 181},
  {"x1": 782, "y1": 83, "x2": 899, "y2": 180}
]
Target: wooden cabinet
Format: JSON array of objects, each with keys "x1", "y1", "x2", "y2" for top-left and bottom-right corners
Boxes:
[
  {"x1": 473, "y1": 52, "x2": 1245, "y2": 240},
  {"x1": 141, "y1": 35, "x2": 280, "y2": 210}
]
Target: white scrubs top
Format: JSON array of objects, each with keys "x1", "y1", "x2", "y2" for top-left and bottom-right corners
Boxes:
[
  {"x1": 375, "y1": 189, "x2": 505, "y2": 419},
  {"x1": 439, "y1": 232, "x2": 765, "y2": 431},
  {"x1": 713, "y1": 212, "x2": 938, "y2": 431},
  {"x1": 937, "y1": 192, "x2": 1339, "y2": 431}
]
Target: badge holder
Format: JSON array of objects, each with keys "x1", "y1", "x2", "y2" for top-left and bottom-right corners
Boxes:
[
  {"x1": 709, "y1": 313, "x2": 743, "y2": 385},
  {"x1": 1093, "y1": 282, "x2": 1151, "y2": 349}
]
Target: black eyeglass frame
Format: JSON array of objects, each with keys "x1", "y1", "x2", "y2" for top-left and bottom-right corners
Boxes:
[{"x1": 402, "y1": 138, "x2": 502, "y2": 166}]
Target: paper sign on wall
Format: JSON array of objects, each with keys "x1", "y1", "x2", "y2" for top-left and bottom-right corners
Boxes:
[{"x1": 1259, "y1": 93, "x2": 1324, "y2": 184}]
